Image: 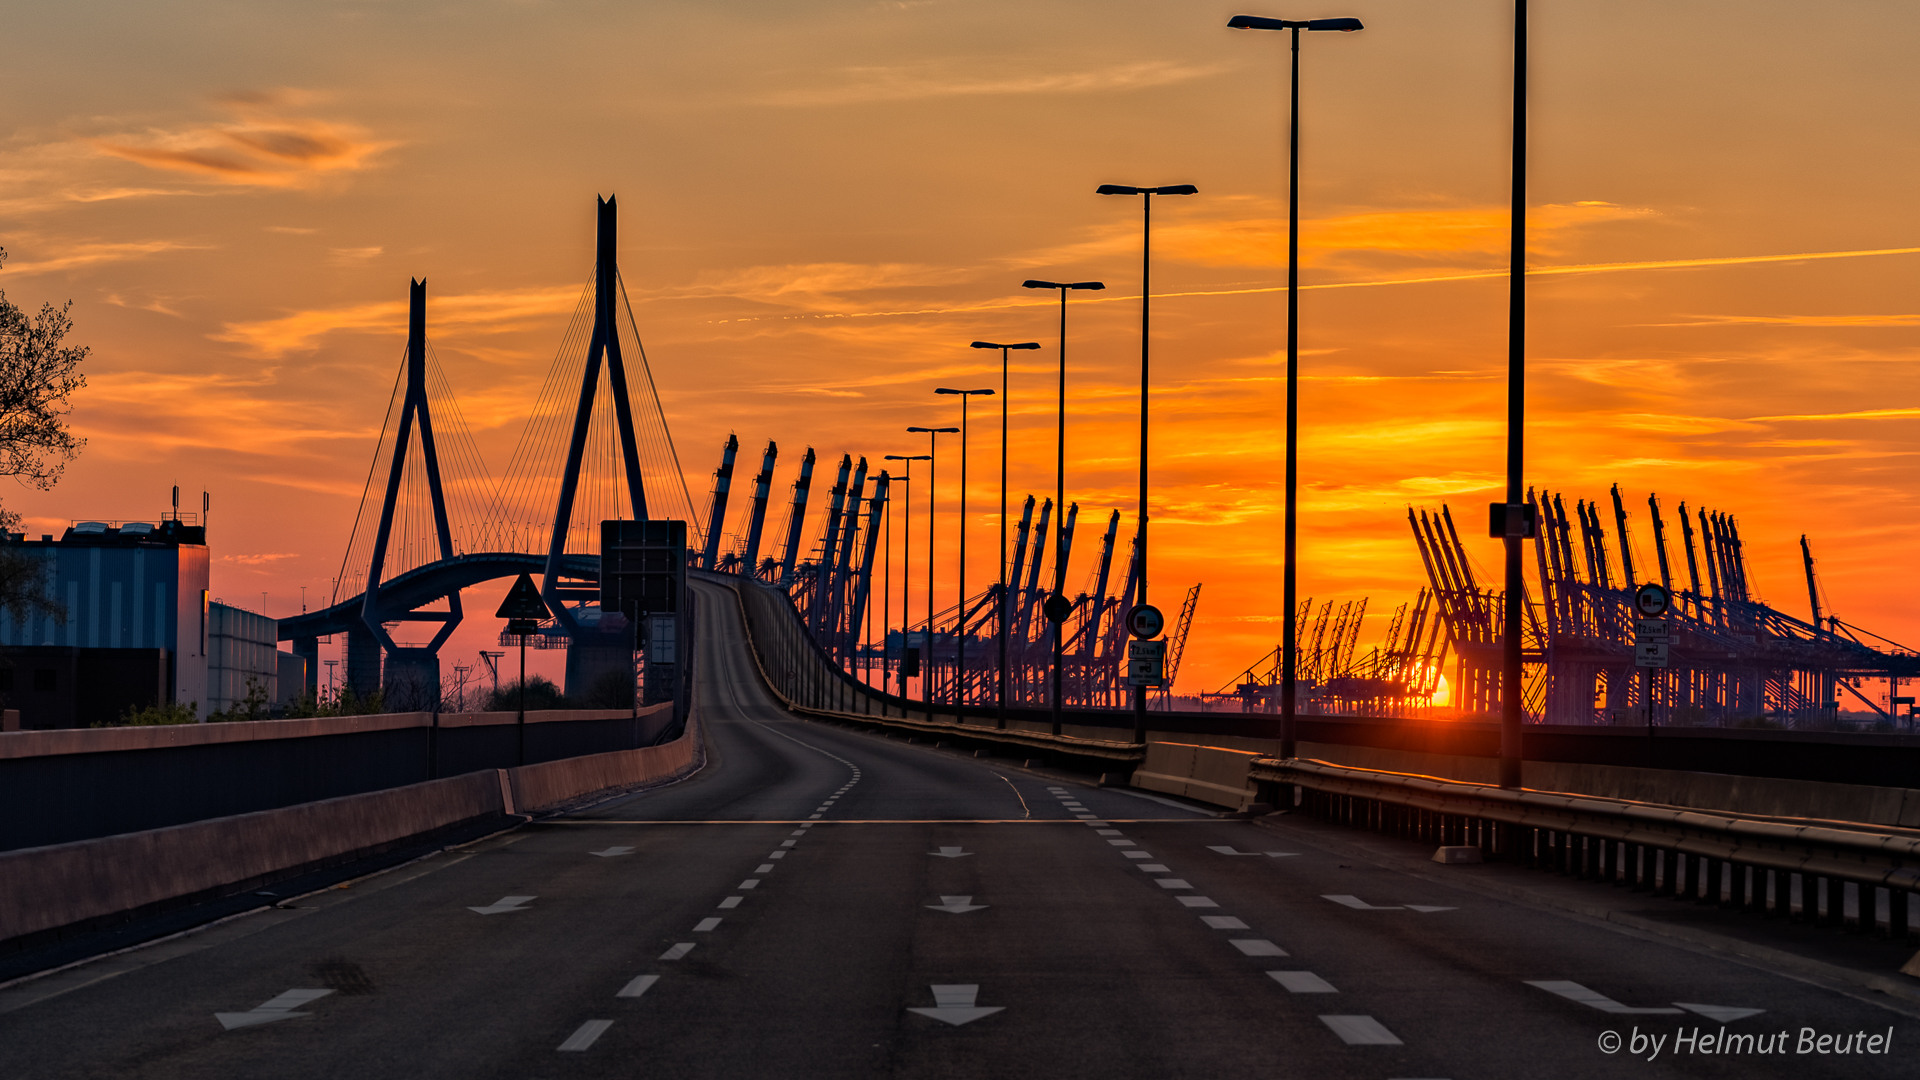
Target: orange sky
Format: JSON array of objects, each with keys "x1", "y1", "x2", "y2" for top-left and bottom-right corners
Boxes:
[{"x1": 3, "y1": 0, "x2": 1918, "y2": 699}]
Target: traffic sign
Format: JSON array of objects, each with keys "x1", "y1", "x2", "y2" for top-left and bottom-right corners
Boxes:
[
  {"x1": 1126, "y1": 604, "x2": 1164, "y2": 639},
  {"x1": 495, "y1": 572, "x2": 550, "y2": 634},
  {"x1": 1633, "y1": 583, "x2": 1670, "y2": 618},
  {"x1": 1634, "y1": 619, "x2": 1669, "y2": 642},
  {"x1": 1126, "y1": 639, "x2": 1166, "y2": 687},
  {"x1": 1634, "y1": 641, "x2": 1669, "y2": 668},
  {"x1": 1043, "y1": 593, "x2": 1074, "y2": 624}
]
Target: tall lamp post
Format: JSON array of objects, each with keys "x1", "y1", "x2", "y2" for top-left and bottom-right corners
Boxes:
[
  {"x1": 1020, "y1": 281, "x2": 1103, "y2": 736},
  {"x1": 1227, "y1": 13, "x2": 1363, "y2": 760},
  {"x1": 1498, "y1": 0, "x2": 1530, "y2": 788},
  {"x1": 935, "y1": 387, "x2": 994, "y2": 721},
  {"x1": 969, "y1": 340, "x2": 1041, "y2": 730},
  {"x1": 883, "y1": 456, "x2": 928, "y2": 707},
  {"x1": 1096, "y1": 183, "x2": 1196, "y2": 744},
  {"x1": 906, "y1": 425, "x2": 958, "y2": 716}
]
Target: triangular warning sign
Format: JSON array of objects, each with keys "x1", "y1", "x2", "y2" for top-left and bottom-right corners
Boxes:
[{"x1": 495, "y1": 573, "x2": 551, "y2": 621}]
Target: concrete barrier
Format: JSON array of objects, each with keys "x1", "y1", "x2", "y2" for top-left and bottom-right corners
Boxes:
[
  {"x1": 0, "y1": 712, "x2": 707, "y2": 952},
  {"x1": 1134, "y1": 742, "x2": 1260, "y2": 809},
  {"x1": 0, "y1": 770, "x2": 505, "y2": 946}
]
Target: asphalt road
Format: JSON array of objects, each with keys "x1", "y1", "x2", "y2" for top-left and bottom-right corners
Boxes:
[{"x1": 0, "y1": 579, "x2": 1911, "y2": 1078}]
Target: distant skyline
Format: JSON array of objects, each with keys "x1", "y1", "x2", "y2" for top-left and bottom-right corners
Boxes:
[{"x1": 3, "y1": 0, "x2": 1917, "y2": 698}]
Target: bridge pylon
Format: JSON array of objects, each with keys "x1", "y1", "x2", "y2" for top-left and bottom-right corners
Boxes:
[
  {"x1": 354, "y1": 279, "x2": 464, "y2": 707},
  {"x1": 541, "y1": 196, "x2": 653, "y2": 699}
]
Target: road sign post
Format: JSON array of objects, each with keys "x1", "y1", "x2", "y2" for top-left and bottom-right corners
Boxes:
[
  {"x1": 495, "y1": 572, "x2": 551, "y2": 765},
  {"x1": 1630, "y1": 583, "x2": 1672, "y2": 729}
]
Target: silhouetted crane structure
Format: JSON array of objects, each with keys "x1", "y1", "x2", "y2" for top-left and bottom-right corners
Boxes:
[
  {"x1": 1412, "y1": 485, "x2": 1919, "y2": 726},
  {"x1": 1203, "y1": 589, "x2": 1447, "y2": 716}
]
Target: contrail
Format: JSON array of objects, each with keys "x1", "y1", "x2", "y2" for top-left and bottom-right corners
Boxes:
[{"x1": 779, "y1": 245, "x2": 1920, "y2": 321}]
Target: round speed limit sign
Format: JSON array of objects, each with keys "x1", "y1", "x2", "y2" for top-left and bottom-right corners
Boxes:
[
  {"x1": 1126, "y1": 604, "x2": 1164, "y2": 639},
  {"x1": 1633, "y1": 583, "x2": 1671, "y2": 618}
]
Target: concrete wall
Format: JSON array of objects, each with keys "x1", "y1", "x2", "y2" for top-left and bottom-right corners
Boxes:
[
  {"x1": 208, "y1": 602, "x2": 277, "y2": 713},
  {"x1": 0, "y1": 706, "x2": 673, "y2": 852},
  {"x1": 0, "y1": 712, "x2": 704, "y2": 950}
]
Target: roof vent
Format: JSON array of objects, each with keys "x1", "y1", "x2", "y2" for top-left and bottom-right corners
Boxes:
[
  {"x1": 73, "y1": 521, "x2": 109, "y2": 535},
  {"x1": 120, "y1": 522, "x2": 154, "y2": 535}
]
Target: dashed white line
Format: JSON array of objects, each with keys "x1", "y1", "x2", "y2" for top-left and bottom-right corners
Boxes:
[
  {"x1": 558, "y1": 1019, "x2": 614, "y2": 1051},
  {"x1": 1232, "y1": 939, "x2": 1288, "y2": 957},
  {"x1": 1202, "y1": 916, "x2": 1249, "y2": 929},
  {"x1": 1319, "y1": 1015, "x2": 1402, "y2": 1045},
  {"x1": 1176, "y1": 896, "x2": 1219, "y2": 908},
  {"x1": 739, "y1": 880, "x2": 760, "y2": 889},
  {"x1": 659, "y1": 943, "x2": 695, "y2": 960},
  {"x1": 755, "y1": 864, "x2": 774, "y2": 873},
  {"x1": 1155, "y1": 879, "x2": 1194, "y2": 890},
  {"x1": 1138, "y1": 864, "x2": 1171, "y2": 873},
  {"x1": 693, "y1": 918, "x2": 722, "y2": 932},
  {"x1": 1269, "y1": 971, "x2": 1337, "y2": 993},
  {"x1": 616, "y1": 975, "x2": 660, "y2": 998},
  {"x1": 717, "y1": 896, "x2": 743, "y2": 909},
  {"x1": 1122, "y1": 851, "x2": 1152, "y2": 859}
]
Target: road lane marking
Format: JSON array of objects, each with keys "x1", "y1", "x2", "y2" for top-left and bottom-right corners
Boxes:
[
  {"x1": 907, "y1": 984, "x2": 1005, "y2": 1026},
  {"x1": 1323, "y1": 895, "x2": 1402, "y2": 911},
  {"x1": 1526, "y1": 981, "x2": 1684, "y2": 1015},
  {"x1": 468, "y1": 896, "x2": 536, "y2": 915},
  {"x1": 589, "y1": 846, "x2": 636, "y2": 857},
  {"x1": 1406, "y1": 905, "x2": 1455, "y2": 913},
  {"x1": 216, "y1": 988, "x2": 333, "y2": 1030},
  {"x1": 929, "y1": 846, "x2": 973, "y2": 858},
  {"x1": 694, "y1": 918, "x2": 722, "y2": 932},
  {"x1": 780, "y1": 840, "x2": 797, "y2": 847},
  {"x1": 659, "y1": 943, "x2": 695, "y2": 960},
  {"x1": 616, "y1": 975, "x2": 660, "y2": 998},
  {"x1": 768, "y1": 851, "x2": 787, "y2": 859},
  {"x1": 1209, "y1": 845, "x2": 1299, "y2": 857},
  {"x1": 1176, "y1": 896, "x2": 1219, "y2": 908},
  {"x1": 1138, "y1": 864, "x2": 1171, "y2": 872},
  {"x1": 808, "y1": 814, "x2": 823, "y2": 819},
  {"x1": 1075, "y1": 815, "x2": 1099, "y2": 820},
  {"x1": 1202, "y1": 916, "x2": 1249, "y2": 929},
  {"x1": 1232, "y1": 939, "x2": 1288, "y2": 956},
  {"x1": 1269, "y1": 971, "x2": 1337, "y2": 993},
  {"x1": 739, "y1": 880, "x2": 760, "y2": 889},
  {"x1": 558, "y1": 1019, "x2": 613, "y2": 1051},
  {"x1": 926, "y1": 895, "x2": 989, "y2": 913},
  {"x1": 1108, "y1": 840, "x2": 1136, "y2": 847},
  {"x1": 1320, "y1": 1015, "x2": 1402, "y2": 1045},
  {"x1": 756, "y1": 864, "x2": 775, "y2": 873},
  {"x1": 1122, "y1": 851, "x2": 1151, "y2": 859},
  {"x1": 718, "y1": 896, "x2": 743, "y2": 909},
  {"x1": 1155, "y1": 879, "x2": 1193, "y2": 890},
  {"x1": 1097, "y1": 829, "x2": 1124, "y2": 836}
]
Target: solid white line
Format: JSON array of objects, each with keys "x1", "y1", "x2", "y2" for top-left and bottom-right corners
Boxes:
[
  {"x1": 558, "y1": 1019, "x2": 614, "y2": 1051},
  {"x1": 1319, "y1": 1015, "x2": 1401, "y2": 1045},
  {"x1": 718, "y1": 896, "x2": 743, "y2": 909},
  {"x1": 1105, "y1": 788, "x2": 1213, "y2": 815},
  {"x1": 1232, "y1": 939, "x2": 1287, "y2": 957},
  {"x1": 694, "y1": 918, "x2": 722, "y2": 932},
  {"x1": 1269, "y1": 971, "x2": 1337, "y2": 993},
  {"x1": 616, "y1": 975, "x2": 660, "y2": 998},
  {"x1": 659, "y1": 943, "x2": 694, "y2": 960}
]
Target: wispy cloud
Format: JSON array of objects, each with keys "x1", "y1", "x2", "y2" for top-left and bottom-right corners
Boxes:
[
  {"x1": 0, "y1": 240, "x2": 203, "y2": 278},
  {"x1": 760, "y1": 59, "x2": 1231, "y2": 107},
  {"x1": 327, "y1": 246, "x2": 382, "y2": 265},
  {"x1": 92, "y1": 95, "x2": 395, "y2": 188},
  {"x1": 1747, "y1": 407, "x2": 1920, "y2": 423},
  {"x1": 212, "y1": 285, "x2": 582, "y2": 358}
]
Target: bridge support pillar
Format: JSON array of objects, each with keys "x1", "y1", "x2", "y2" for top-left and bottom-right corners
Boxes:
[
  {"x1": 293, "y1": 636, "x2": 320, "y2": 701},
  {"x1": 385, "y1": 647, "x2": 441, "y2": 712},
  {"x1": 347, "y1": 627, "x2": 382, "y2": 703}
]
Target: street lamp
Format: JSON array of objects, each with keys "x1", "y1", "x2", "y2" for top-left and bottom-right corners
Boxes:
[
  {"x1": 906, "y1": 425, "x2": 958, "y2": 716},
  {"x1": 1227, "y1": 12, "x2": 1364, "y2": 760},
  {"x1": 970, "y1": 340, "x2": 1041, "y2": 730},
  {"x1": 1018, "y1": 279, "x2": 1104, "y2": 736},
  {"x1": 935, "y1": 387, "x2": 994, "y2": 721},
  {"x1": 1497, "y1": 1, "x2": 1530, "y2": 788},
  {"x1": 883, "y1": 457, "x2": 927, "y2": 712},
  {"x1": 1096, "y1": 182, "x2": 1197, "y2": 743}
]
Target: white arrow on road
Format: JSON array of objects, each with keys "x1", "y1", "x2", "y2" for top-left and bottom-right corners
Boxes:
[
  {"x1": 928, "y1": 846, "x2": 973, "y2": 858},
  {"x1": 1208, "y1": 845, "x2": 1300, "y2": 857},
  {"x1": 1676, "y1": 1002, "x2": 1766, "y2": 1023},
  {"x1": 469, "y1": 895, "x2": 536, "y2": 915},
  {"x1": 1526, "y1": 980, "x2": 1684, "y2": 1015},
  {"x1": 926, "y1": 895, "x2": 988, "y2": 914},
  {"x1": 217, "y1": 988, "x2": 334, "y2": 1030},
  {"x1": 907, "y1": 984, "x2": 1004, "y2": 1026},
  {"x1": 589, "y1": 847, "x2": 635, "y2": 857}
]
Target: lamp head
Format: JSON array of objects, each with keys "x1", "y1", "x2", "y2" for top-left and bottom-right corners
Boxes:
[
  {"x1": 1229, "y1": 15, "x2": 1362, "y2": 31},
  {"x1": 1096, "y1": 184, "x2": 1141, "y2": 196}
]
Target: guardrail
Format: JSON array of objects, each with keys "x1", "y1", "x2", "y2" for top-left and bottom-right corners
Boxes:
[{"x1": 1250, "y1": 757, "x2": 1920, "y2": 943}]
